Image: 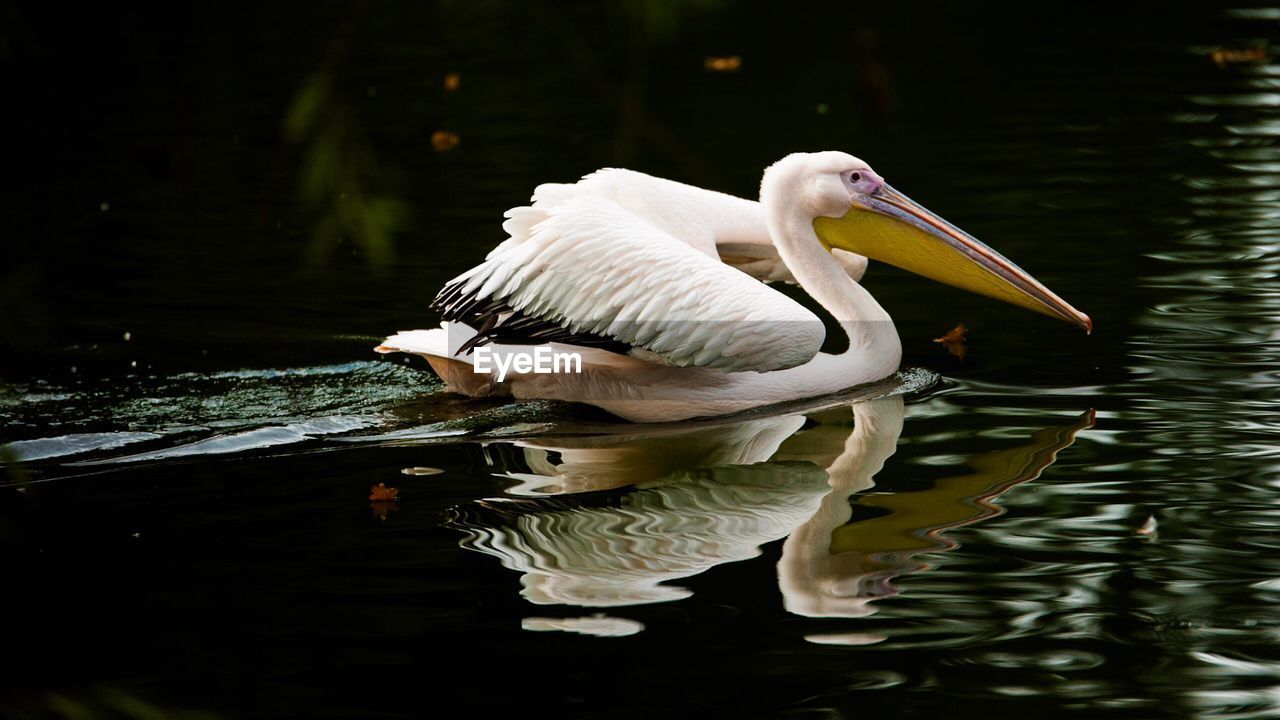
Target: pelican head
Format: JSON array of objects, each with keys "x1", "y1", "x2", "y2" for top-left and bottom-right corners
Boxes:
[{"x1": 773, "y1": 151, "x2": 1092, "y2": 332}]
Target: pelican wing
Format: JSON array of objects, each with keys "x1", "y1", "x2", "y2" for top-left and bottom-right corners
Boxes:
[
  {"x1": 434, "y1": 196, "x2": 826, "y2": 373},
  {"x1": 532, "y1": 169, "x2": 867, "y2": 284},
  {"x1": 718, "y1": 241, "x2": 868, "y2": 285}
]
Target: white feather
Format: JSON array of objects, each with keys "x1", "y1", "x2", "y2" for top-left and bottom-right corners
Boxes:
[
  {"x1": 465, "y1": 194, "x2": 826, "y2": 372},
  {"x1": 538, "y1": 168, "x2": 866, "y2": 283}
]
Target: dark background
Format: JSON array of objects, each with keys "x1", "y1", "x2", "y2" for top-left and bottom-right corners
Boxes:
[{"x1": 3, "y1": 2, "x2": 1207, "y2": 374}]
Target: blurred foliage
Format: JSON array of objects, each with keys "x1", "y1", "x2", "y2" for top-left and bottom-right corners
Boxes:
[
  {"x1": 617, "y1": 0, "x2": 726, "y2": 41},
  {"x1": 284, "y1": 70, "x2": 408, "y2": 269},
  {"x1": 276, "y1": 0, "x2": 728, "y2": 268},
  {"x1": 6, "y1": 684, "x2": 224, "y2": 720}
]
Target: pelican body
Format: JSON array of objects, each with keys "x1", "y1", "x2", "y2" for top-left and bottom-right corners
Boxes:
[{"x1": 378, "y1": 152, "x2": 1090, "y2": 422}]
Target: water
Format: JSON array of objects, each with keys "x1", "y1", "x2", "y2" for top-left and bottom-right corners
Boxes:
[{"x1": 3, "y1": 3, "x2": 1280, "y2": 717}]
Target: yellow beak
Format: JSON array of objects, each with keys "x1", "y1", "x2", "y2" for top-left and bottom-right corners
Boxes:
[{"x1": 813, "y1": 184, "x2": 1092, "y2": 332}]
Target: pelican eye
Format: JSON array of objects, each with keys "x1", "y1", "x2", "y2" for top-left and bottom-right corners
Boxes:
[{"x1": 846, "y1": 169, "x2": 882, "y2": 195}]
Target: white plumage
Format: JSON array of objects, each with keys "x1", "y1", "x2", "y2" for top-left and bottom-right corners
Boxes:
[
  {"x1": 378, "y1": 151, "x2": 1089, "y2": 422},
  {"x1": 454, "y1": 195, "x2": 826, "y2": 372},
  {"x1": 380, "y1": 153, "x2": 897, "y2": 421},
  {"x1": 531, "y1": 168, "x2": 868, "y2": 284}
]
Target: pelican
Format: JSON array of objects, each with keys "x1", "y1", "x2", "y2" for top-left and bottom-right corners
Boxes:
[{"x1": 378, "y1": 152, "x2": 1091, "y2": 422}]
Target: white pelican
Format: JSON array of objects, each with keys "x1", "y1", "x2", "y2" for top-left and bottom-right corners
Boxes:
[{"x1": 378, "y1": 151, "x2": 1090, "y2": 422}]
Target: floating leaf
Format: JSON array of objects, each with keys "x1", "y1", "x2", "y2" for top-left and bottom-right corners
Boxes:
[
  {"x1": 1210, "y1": 47, "x2": 1267, "y2": 69},
  {"x1": 933, "y1": 323, "x2": 968, "y2": 361},
  {"x1": 370, "y1": 482, "x2": 399, "y2": 501},
  {"x1": 431, "y1": 130, "x2": 461, "y2": 153},
  {"x1": 704, "y1": 56, "x2": 742, "y2": 72},
  {"x1": 369, "y1": 482, "x2": 399, "y2": 520},
  {"x1": 443, "y1": 72, "x2": 461, "y2": 91}
]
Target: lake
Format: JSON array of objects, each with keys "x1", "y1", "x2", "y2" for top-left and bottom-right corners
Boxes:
[{"x1": 3, "y1": 3, "x2": 1280, "y2": 717}]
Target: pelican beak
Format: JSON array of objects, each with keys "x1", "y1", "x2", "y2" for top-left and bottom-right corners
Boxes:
[{"x1": 813, "y1": 184, "x2": 1092, "y2": 333}]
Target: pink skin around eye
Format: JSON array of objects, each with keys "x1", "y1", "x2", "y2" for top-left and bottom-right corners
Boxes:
[{"x1": 844, "y1": 169, "x2": 884, "y2": 196}]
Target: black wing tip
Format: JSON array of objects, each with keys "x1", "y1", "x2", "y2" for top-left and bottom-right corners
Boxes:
[
  {"x1": 457, "y1": 311, "x2": 632, "y2": 355},
  {"x1": 430, "y1": 269, "x2": 630, "y2": 356}
]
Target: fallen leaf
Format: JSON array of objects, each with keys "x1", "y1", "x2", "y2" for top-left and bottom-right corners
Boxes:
[
  {"x1": 1211, "y1": 47, "x2": 1267, "y2": 69},
  {"x1": 933, "y1": 323, "x2": 968, "y2": 360},
  {"x1": 443, "y1": 72, "x2": 461, "y2": 92},
  {"x1": 1136, "y1": 514, "x2": 1158, "y2": 536},
  {"x1": 704, "y1": 56, "x2": 742, "y2": 72},
  {"x1": 370, "y1": 482, "x2": 399, "y2": 501},
  {"x1": 431, "y1": 130, "x2": 461, "y2": 153}
]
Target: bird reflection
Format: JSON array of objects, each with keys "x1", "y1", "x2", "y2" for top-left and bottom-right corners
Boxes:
[
  {"x1": 492, "y1": 414, "x2": 806, "y2": 495},
  {"x1": 448, "y1": 398, "x2": 1092, "y2": 633},
  {"x1": 779, "y1": 401, "x2": 1095, "y2": 629},
  {"x1": 450, "y1": 455, "x2": 829, "y2": 607}
]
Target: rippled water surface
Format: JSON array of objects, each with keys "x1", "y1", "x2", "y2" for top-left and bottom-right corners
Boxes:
[{"x1": 4, "y1": 3, "x2": 1280, "y2": 718}]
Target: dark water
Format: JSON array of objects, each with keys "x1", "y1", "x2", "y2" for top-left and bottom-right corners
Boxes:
[{"x1": 3, "y1": 2, "x2": 1280, "y2": 717}]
